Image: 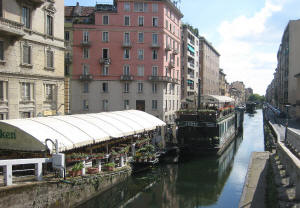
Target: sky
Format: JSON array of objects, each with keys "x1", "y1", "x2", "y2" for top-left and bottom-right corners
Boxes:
[{"x1": 64, "y1": 0, "x2": 300, "y2": 95}]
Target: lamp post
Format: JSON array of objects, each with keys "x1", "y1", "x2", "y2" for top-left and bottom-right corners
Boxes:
[{"x1": 284, "y1": 105, "x2": 291, "y2": 143}]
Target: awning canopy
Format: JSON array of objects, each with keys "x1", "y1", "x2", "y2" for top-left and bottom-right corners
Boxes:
[
  {"x1": 0, "y1": 110, "x2": 166, "y2": 152},
  {"x1": 187, "y1": 44, "x2": 195, "y2": 53},
  {"x1": 201, "y1": 95, "x2": 234, "y2": 103}
]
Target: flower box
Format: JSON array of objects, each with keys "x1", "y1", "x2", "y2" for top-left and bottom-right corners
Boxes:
[
  {"x1": 87, "y1": 167, "x2": 99, "y2": 174},
  {"x1": 69, "y1": 170, "x2": 82, "y2": 177}
]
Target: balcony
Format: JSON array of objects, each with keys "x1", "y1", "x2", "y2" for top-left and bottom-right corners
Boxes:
[
  {"x1": 0, "y1": 18, "x2": 25, "y2": 38},
  {"x1": 168, "y1": 61, "x2": 175, "y2": 69},
  {"x1": 151, "y1": 43, "x2": 160, "y2": 48},
  {"x1": 99, "y1": 58, "x2": 111, "y2": 65},
  {"x1": 173, "y1": 48, "x2": 179, "y2": 55},
  {"x1": 79, "y1": 74, "x2": 93, "y2": 81},
  {"x1": 188, "y1": 73, "x2": 194, "y2": 79},
  {"x1": 80, "y1": 41, "x2": 91, "y2": 47},
  {"x1": 148, "y1": 75, "x2": 172, "y2": 82},
  {"x1": 172, "y1": 78, "x2": 180, "y2": 84},
  {"x1": 165, "y1": 44, "x2": 172, "y2": 51},
  {"x1": 17, "y1": 0, "x2": 45, "y2": 8},
  {"x1": 120, "y1": 75, "x2": 134, "y2": 81},
  {"x1": 122, "y1": 42, "x2": 132, "y2": 48},
  {"x1": 188, "y1": 62, "x2": 194, "y2": 68}
]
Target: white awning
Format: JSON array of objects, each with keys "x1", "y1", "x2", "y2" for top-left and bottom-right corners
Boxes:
[
  {"x1": 202, "y1": 95, "x2": 235, "y2": 103},
  {"x1": 0, "y1": 110, "x2": 166, "y2": 152}
]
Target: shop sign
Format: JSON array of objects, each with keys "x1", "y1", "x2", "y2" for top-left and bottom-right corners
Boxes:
[{"x1": 0, "y1": 129, "x2": 16, "y2": 140}]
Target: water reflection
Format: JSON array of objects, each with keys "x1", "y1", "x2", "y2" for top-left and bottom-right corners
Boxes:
[{"x1": 78, "y1": 110, "x2": 264, "y2": 208}]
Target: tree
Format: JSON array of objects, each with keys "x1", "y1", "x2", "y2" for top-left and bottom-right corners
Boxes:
[{"x1": 248, "y1": 94, "x2": 265, "y2": 103}]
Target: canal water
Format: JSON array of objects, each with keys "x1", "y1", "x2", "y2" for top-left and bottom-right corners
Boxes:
[{"x1": 77, "y1": 110, "x2": 265, "y2": 208}]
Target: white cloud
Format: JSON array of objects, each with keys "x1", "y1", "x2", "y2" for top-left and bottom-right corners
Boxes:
[{"x1": 217, "y1": 0, "x2": 287, "y2": 95}]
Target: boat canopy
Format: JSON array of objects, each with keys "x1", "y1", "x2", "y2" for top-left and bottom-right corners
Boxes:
[
  {"x1": 202, "y1": 95, "x2": 235, "y2": 104},
  {"x1": 0, "y1": 110, "x2": 166, "y2": 152}
]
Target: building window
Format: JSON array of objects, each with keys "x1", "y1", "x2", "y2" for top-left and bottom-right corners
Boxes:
[
  {"x1": 83, "y1": 100, "x2": 89, "y2": 110},
  {"x1": 47, "y1": 15, "x2": 53, "y2": 36},
  {"x1": 83, "y1": 64, "x2": 89, "y2": 75},
  {"x1": 23, "y1": 44, "x2": 31, "y2": 64},
  {"x1": 124, "y1": 48, "x2": 130, "y2": 59},
  {"x1": 124, "y1": 83, "x2": 129, "y2": 93},
  {"x1": 65, "y1": 31, "x2": 70, "y2": 41},
  {"x1": 45, "y1": 84, "x2": 55, "y2": 101},
  {"x1": 22, "y1": 7, "x2": 31, "y2": 29},
  {"x1": 83, "y1": 47, "x2": 89, "y2": 59},
  {"x1": 102, "y1": 100, "x2": 108, "y2": 111},
  {"x1": 21, "y1": 112, "x2": 31, "y2": 118},
  {"x1": 138, "y1": 83, "x2": 143, "y2": 93},
  {"x1": 102, "y1": 31, "x2": 109, "y2": 42},
  {"x1": 124, "y1": 16, "x2": 130, "y2": 26},
  {"x1": 152, "y1": 83, "x2": 157, "y2": 93},
  {"x1": 152, "y1": 100, "x2": 157, "y2": 109},
  {"x1": 0, "y1": 81, "x2": 3, "y2": 101},
  {"x1": 0, "y1": 41, "x2": 4, "y2": 61},
  {"x1": 138, "y1": 32, "x2": 144, "y2": 43},
  {"x1": 152, "y1": 33, "x2": 158, "y2": 45},
  {"x1": 152, "y1": 66, "x2": 158, "y2": 76},
  {"x1": 124, "y1": 32, "x2": 130, "y2": 44},
  {"x1": 102, "y1": 66, "x2": 109, "y2": 76},
  {"x1": 102, "y1": 15, "x2": 109, "y2": 25},
  {"x1": 138, "y1": 49, "x2": 144, "y2": 60},
  {"x1": 83, "y1": 82, "x2": 89, "y2": 93},
  {"x1": 20, "y1": 82, "x2": 31, "y2": 101},
  {"x1": 137, "y1": 66, "x2": 144, "y2": 76},
  {"x1": 152, "y1": 49, "x2": 157, "y2": 60},
  {"x1": 152, "y1": 17, "x2": 158, "y2": 27},
  {"x1": 138, "y1": 16, "x2": 144, "y2": 26},
  {"x1": 83, "y1": 31, "x2": 89, "y2": 42},
  {"x1": 124, "y1": 2, "x2": 130, "y2": 11},
  {"x1": 102, "y1": 82, "x2": 108, "y2": 92},
  {"x1": 46, "y1": 49, "x2": 54, "y2": 68},
  {"x1": 152, "y1": 4, "x2": 158, "y2": 12},
  {"x1": 123, "y1": 65, "x2": 130, "y2": 75},
  {"x1": 134, "y1": 2, "x2": 147, "y2": 12},
  {"x1": 102, "y1": 48, "x2": 108, "y2": 58},
  {"x1": 0, "y1": 0, "x2": 2, "y2": 18},
  {"x1": 124, "y1": 100, "x2": 129, "y2": 109}
]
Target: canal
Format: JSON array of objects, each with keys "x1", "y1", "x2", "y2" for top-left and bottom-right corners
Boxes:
[{"x1": 77, "y1": 109, "x2": 265, "y2": 208}]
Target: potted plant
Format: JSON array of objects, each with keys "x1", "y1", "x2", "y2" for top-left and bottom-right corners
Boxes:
[
  {"x1": 103, "y1": 162, "x2": 115, "y2": 171},
  {"x1": 87, "y1": 167, "x2": 99, "y2": 174},
  {"x1": 69, "y1": 162, "x2": 84, "y2": 177}
]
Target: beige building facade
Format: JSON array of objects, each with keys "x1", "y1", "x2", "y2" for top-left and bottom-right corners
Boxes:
[
  {"x1": 0, "y1": 0, "x2": 65, "y2": 119},
  {"x1": 199, "y1": 37, "x2": 220, "y2": 96}
]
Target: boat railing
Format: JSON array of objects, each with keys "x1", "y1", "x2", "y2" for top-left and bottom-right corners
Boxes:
[{"x1": 176, "y1": 108, "x2": 235, "y2": 122}]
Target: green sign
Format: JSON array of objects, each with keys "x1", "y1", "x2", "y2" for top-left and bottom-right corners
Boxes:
[{"x1": 0, "y1": 129, "x2": 16, "y2": 139}]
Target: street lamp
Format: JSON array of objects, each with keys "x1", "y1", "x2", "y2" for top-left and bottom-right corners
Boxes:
[{"x1": 284, "y1": 104, "x2": 291, "y2": 143}]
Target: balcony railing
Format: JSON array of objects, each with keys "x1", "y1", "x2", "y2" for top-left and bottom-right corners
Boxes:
[
  {"x1": 79, "y1": 74, "x2": 93, "y2": 81},
  {"x1": 120, "y1": 75, "x2": 134, "y2": 81},
  {"x1": 0, "y1": 17, "x2": 25, "y2": 38},
  {"x1": 173, "y1": 48, "x2": 179, "y2": 55},
  {"x1": 165, "y1": 44, "x2": 172, "y2": 51},
  {"x1": 168, "y1": 61, "x2": 175, "y2": 69},
  {"x1": 151, "y1": 43, "x2": 160, "y2": 48},
  {"x1": 188, "y1": 73, "x2": 194, "y2": 79},
  {"x1": 188, "y1": 62, "x2": 194, "y2": 68},
  {"x1": 99, "y1": 58, "x2": 111, "y2": 65},
  {"x1": 122, "y1": 42, "x2": 132, "y2": 48},
  {"x1": 80, "y1": 41, "x2": 91, "y2": 47},
  {"x1": 148, "y1": 75, "x2": 172, "y2": 82},
  {"x1": 172, "y1": 78, "x2": 180, "y2": 84}
]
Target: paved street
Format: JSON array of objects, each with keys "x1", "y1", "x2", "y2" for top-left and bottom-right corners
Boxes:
[{"x1": 264, "y1": 106, "x2": 300, "y2": 142}]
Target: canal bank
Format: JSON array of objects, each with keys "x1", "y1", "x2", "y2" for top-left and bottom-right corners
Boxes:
[{"x1": 76, "y1": 110, "x2": 265, "y2": 208}]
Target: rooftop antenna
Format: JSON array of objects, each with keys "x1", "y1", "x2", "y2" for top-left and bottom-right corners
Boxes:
[{"x1": 173, "y1": 0, "x2": 181, "y2": 9}]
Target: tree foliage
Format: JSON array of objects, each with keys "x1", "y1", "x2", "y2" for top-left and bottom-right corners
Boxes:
[{"x1": 248, "y1": 94, "x2": 265, "y2": 103}]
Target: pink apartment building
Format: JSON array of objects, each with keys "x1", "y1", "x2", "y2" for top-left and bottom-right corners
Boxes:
[{"x1": 66, "y1": 0, "x2": 183, "y2": 124}]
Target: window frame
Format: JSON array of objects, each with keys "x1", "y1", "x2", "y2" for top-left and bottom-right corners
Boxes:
[
  {"x1": 22, "y1": 6, "x2": 31, "y2": 29},
  {"x1": 46, "y1": 14, "x2": 53, "y2": 36},
  {"x1": 124, "y1": 15, "x2": 130, "y2": 26},
  {"x1": 138, "y1": 16, "x2": 144, "y2": 26},
  {"x1": 102, "y1": 15, "x2": 109, "y2": 25},
  {"x1": 102, "y1": 31, "x2": 109, "y2": 42}
]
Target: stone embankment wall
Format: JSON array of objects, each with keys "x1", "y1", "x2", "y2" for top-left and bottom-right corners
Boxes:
[{"x1": 0, "y1": 166, "x2": 131, "y2": 208}]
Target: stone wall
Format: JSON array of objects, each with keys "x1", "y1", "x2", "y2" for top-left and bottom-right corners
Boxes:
[{"x1": 0, "y1": 166, "x2": 131, "y2": 208}]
